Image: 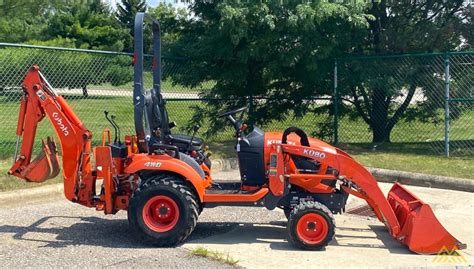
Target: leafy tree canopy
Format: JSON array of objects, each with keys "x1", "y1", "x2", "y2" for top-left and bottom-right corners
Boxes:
[
  {"x1": 149, "y1": 3, "x2": 188, "y2": 53},
  {"x1": 115, "y1": 0, "x2": 147, "y2": 51},
  {"x1": 340, "y1": 0, "x2": 469, "y2": 142},
  {"x1": 39, "y1": 0, "x2": 127, "y2": 51},
  {"x1": 116, "y1": 0, "x2": 147, "y2": 28},
  {"x1": 170, "y1": 0, "x2": 370, "y2": 135}
]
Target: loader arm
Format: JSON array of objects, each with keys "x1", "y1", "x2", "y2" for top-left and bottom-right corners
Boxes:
[
  {"x1": 280, "y1": 143, "x2": 464, "y2": 254},
  {"x1": 9, "y1": 65, "x2": 94, "y2": 206}
]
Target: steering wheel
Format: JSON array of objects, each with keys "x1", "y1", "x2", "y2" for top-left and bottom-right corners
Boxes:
[
  {"x1": 218, "y1": 106, "x2": 248, "y2": 118},
  {"x1": 218, "y1": 106, "x2": 248, "y2": 134}
]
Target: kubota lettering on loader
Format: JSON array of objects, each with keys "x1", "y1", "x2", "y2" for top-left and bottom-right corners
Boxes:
[{"x1": 7, "y1": 12, "x2": 464, "y2": 254}]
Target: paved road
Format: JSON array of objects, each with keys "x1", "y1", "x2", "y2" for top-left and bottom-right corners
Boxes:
[
  {"x1": 56, "y1": 88, "x2": 426, "y2": 105},
  {"x1": 57, "y1": 88, "x2": 200, "y2": 99},
  {"x1": 0, "y1": 170, "x2": 472, "y2": 268}
]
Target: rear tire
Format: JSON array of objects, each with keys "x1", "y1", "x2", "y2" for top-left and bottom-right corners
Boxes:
[
  {"x1": 287, "y1": 201, "x2": 335, "y2": 250},
  {"x1": 128, "y1": 174, "x2": 199, "y2": 247}
]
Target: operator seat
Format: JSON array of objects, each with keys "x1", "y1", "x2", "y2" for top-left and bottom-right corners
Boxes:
[{"x1": 144, "y1": 89, "x2": 203, "y2": 152}]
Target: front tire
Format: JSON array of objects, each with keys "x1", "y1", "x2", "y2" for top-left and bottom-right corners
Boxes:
[
  {"x1": 128, "y1": 174, "x2": 199, "y2": 247},
  {"x1": 287, "y1": 201, "x2": 335, "y2": 250}
]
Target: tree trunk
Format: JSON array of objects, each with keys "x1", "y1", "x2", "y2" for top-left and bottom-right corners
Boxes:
[
  {"x1": 372, "y1": 125, "x2": 392, "y2": 143},
  {"x1": 370, "y1": 88, "x2": 390, "y2": 143}
]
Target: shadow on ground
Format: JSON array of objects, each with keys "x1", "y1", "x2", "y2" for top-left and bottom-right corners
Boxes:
[
  {"x1": 189, "y1": 220, "x2": 412, "y2": 255},
  {"x1": 0, "y1": 216, "x2": 411, "y2": 255},
  {"x1": 0, "y1": 215, "x2": 236, "y2": 249}
]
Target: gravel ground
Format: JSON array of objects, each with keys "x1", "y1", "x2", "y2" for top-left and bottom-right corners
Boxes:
[
  {"x1": 1, "y1": 169, "x2": 471, "y2": 268},
  {"x1": 0, "y1": 197, "x2": 250, "y2": 268},
  {"x1": 0, "y1": 170, "x2": 280, "y2": 268}
]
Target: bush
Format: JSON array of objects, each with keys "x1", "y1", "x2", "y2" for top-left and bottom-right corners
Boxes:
[{"x1": 0, "y1": 47, "x2": 133, "y2": 91}]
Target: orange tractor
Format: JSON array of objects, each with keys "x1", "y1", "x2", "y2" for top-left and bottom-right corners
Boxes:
[{"x1": 8, "y1": 13, "x2": 464, "y2": 253}]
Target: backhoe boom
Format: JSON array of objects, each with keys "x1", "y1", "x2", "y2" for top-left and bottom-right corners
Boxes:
[{"x1": 9, "y1": 65, "x2": 95, "y2": 206}]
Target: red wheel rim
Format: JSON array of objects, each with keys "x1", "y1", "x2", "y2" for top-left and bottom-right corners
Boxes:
[
  {"x1": 142, "y1": 195, "x2": 180, "y2": 232},
  {"x1": 296, "y1": 213, "x2": 329, "y2": 244}
]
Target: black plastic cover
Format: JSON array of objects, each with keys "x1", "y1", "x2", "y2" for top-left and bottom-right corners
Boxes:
[{"x1": 237, "y1": 127, "x2": 266, "y2": 186}]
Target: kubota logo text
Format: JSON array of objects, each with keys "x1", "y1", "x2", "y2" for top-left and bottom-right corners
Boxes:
[
  {"x1": 303, "y1": 149, "x2": 326, "y2": 159},
  {"x1": 52, "y1": 112, "x2": 69, "y2": 136},
  {"x1": 267, "y1": 139, "x2": 295, "y2": 145}
]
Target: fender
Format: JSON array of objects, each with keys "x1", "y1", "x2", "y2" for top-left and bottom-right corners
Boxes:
[{"x1": 124, "y1": 154, "x2": 205, "y2": 201}]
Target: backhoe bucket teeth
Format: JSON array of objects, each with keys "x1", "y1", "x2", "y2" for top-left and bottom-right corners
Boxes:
[
  {"x1": 20, "y1": 137, "x2": 60, "y2": 183},
  {"x1": 387, "y1": 182, "x2": 465, "y2": 254}
]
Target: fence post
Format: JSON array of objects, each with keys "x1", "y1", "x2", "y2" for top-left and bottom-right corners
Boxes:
[
  {"x1": 333, "y1": 59, "x2": 339, "y2": 145},
  {"x1": 443, "y1": 53, "x2": 450, "y2": 157}
]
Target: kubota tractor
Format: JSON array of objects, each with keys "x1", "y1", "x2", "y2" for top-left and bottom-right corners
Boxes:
[{"x1": 8, "y1": 13, "x2": 464, "y2": 253}]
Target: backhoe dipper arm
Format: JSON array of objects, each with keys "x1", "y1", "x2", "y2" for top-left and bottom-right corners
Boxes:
[{"x1": 9, "y1": 65, "x2": 94, "y2": 206}]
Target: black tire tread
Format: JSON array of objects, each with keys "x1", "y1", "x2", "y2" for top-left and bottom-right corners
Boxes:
[
  {"x1": 287, "y1": 201, "x2": 336, "y2": 250},
  {"x1": 128, "y1": 174, "x2": 199, "y2": 247}
]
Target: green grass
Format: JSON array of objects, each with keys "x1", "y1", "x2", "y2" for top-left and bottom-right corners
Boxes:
[
  {"x1": 206, "y1": 141, "x2": 473, "y2": 179},
  {"x1": 88, "y1": 72, "x2": 214, "y2": 93},
  {"x1": 0, "y1": 93, "x2": 472, "y2": 192},
  {"x1": 339, "y1": 143, "x2": 473, "y2": 179},
  {"x1": 0, "y1": 159, "x2": 62, "y2": 192},
  {"x1": 189, "y1": 247, "x2": 239, "y2": 266}
]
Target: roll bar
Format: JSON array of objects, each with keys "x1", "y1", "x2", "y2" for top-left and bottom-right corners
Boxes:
[{"x1": 133, "y1": 12, "x2": 162, "y2": 152}]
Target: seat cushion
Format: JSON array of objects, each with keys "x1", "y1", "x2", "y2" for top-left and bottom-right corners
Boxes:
[{"x1": 171, "y1": 134, "x2": 203, "y2": 147}]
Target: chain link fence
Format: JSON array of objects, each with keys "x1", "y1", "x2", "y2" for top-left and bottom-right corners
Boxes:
[
  {"x1": 334, "y1": 52, "x2": 473, "y2": 156},
  {"x1": 0, "y1": 43, "x2": 472, "y2": 158},
  {"x1": 0, "y1": 43, "x2": 218, "y2": 158}
]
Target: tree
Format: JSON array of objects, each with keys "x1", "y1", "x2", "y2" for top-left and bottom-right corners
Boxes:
[
  {"x1": 115, "y1": 0, "x2": 147, "y2": 52},
  {"x1": 341, "y1": 0, "x2": 468, "y2": 143},
  {"x1": 42, "y1": 0, "x2": 127, "y2": 51},
  {"x1": 170, "y1": 1, "x2": 369, "y2": 136},
  {"x1": 0, "y1": 0, "x2": 64, "y2": 43},
  {"x1": 148, "y1": 3, "x2": 188, "y2": 54},
  {"x1": 116, "y1": 0, "x2": 147, "y2": 27}
]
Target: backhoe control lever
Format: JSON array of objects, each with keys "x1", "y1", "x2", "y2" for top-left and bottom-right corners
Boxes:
[{"x1": 104, "y1": 111, "x2": 121, "y2": 144}]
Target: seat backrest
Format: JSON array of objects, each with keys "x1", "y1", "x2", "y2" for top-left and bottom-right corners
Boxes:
[{"x1": 144, "y1": 88, "x2": 171, "y2": 145}]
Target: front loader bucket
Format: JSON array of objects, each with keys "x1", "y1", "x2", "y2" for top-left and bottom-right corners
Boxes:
[
  {"x1": 20, "y1": 137, "x2": 60, "y2": 183},
  {"x1": 387, "y1": 182, "x2": 465, "y2": 254}
]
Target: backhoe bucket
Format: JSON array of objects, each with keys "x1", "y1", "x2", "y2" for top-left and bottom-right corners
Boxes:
[
  {"x1": 20, "y1": 137, "x2": 60, "y2": 183},
  {"x1": 387, "y1": 182, "x2": 465, "y2": 254}
]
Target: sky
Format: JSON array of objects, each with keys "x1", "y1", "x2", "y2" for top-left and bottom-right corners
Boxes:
[{"x1": 106, "y1": 0, "x2": 171, "y2": 9}]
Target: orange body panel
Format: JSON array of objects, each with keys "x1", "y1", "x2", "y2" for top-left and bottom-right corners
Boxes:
[
  {"x1": 203, "y1": 188, "x2": 269, "y2": 203},
  {"x1": 124, "y1": 154, "x2": 206, "y2": 202},
  {"x1": 268, "y1": 146, "x2": 285, "y2": 196},
  {"x1": 264, "y1": 132, "x2": 338, "y2": 194},
  {"x1": 94, "y1": 146, "x2": 116, "y2": 214},
  {"x1": 200, "y1": 162, "x2": 212, "y2": 188}
]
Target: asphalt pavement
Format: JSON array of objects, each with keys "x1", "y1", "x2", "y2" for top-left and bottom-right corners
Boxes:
[{"x1": 0, "y1": 169, "x2": 472, "y2": 268}]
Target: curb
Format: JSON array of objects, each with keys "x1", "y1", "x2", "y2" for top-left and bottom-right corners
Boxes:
[
  {"x1": 0, "y1": 183, "x2": 64, "y2": 205},
  {"x1": 368, "y1": 167, "x2": 473, "y2": 193},
  {"x1": 211, "y1": 158, "x2": 474, "y2": 193},
  {"x1": 210, "y1": 158, "x2": 239, "y2": 171}
]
